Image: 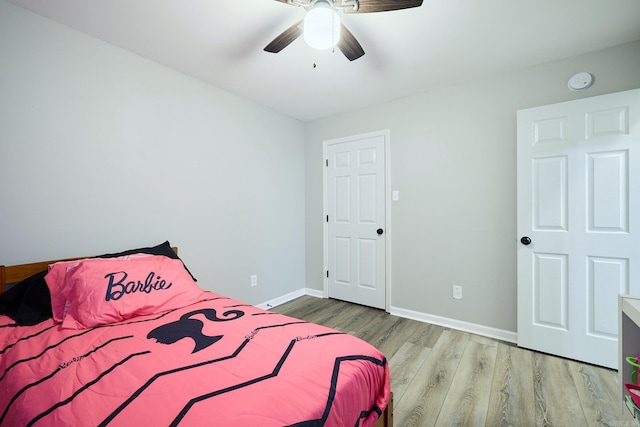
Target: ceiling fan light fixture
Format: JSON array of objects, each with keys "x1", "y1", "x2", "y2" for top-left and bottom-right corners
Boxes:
[{"x1": 303, "y1": 3, "x2": 341, "y2": 50}]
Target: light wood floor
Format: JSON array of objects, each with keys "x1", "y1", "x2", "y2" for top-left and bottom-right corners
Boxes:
[{"x1": 271, "y1": 296, "x2": 630, "y2": 427}]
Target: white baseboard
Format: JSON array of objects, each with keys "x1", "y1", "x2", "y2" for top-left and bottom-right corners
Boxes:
[
  {"x1": 256, "y1": 288, "x2": 323, "y2": 310},
  {"x1": 304, "y1": 288, "x2": 324, "y2": 299},
  {"x1": 257, "y1": 289, "x2": 517, "y2": 344},
  {"x1": 390, "y1": 306, "x2": 517, "y2": 344}
]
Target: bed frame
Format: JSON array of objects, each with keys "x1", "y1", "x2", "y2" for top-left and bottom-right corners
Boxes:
[{"x1": 0, "y1": 248, "x2": 393, "y2": 427}]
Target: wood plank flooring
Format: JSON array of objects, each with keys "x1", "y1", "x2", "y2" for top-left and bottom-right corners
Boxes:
[{"x1": 271, "y1": 296, "x2": 630, "y2": 427}]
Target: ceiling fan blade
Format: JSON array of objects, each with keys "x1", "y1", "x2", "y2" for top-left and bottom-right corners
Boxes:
[
  {"x1": 264, "y1": 19, "x2": 303, "y2": 53},
  {"x1": 337, "y1": 24, "x2": 365, "y2": 61},
  {"x1": 347, "y1": 0, "x2": 423, "y2": 13}
]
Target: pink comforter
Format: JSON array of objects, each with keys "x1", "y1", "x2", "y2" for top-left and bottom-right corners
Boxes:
[{"x1": 0, "y1": 294, "x2": 390, "y2": 426}]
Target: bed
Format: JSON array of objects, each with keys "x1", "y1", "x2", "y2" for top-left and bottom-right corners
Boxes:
[{"x1": 0, "y1": 242, "x2": 392, "y2": 427}]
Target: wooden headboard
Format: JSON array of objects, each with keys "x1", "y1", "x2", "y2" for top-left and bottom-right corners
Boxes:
[{"x1": 0, "y1": 247, "x2": 178, "y2": 294}]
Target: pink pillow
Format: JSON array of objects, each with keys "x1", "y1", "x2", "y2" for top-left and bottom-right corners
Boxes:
[
  {"x1": 50, "y1": 256, "x2": 204, "y2": 329},
  {"x1": 46, "y1": 258, "x2": 93, "y2": 323},
  {"x1": 45, "y1": 254, "x2": 153, "y2": 323}
]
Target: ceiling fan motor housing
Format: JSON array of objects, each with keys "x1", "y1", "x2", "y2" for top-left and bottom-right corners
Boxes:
[{"x1": 288, "y1": 0, "x2": 359, "y2": 12}]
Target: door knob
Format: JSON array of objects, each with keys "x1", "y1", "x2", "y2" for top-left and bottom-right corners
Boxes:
[
  {"x1": 520, "y1": 236, "x2": 532, "y2": 245},
  {"x1": 377, "y1": 228, "x2": 384, "y2": 235}
]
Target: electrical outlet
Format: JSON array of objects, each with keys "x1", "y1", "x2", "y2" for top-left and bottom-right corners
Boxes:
[
  {"x1": 251, "y1": 275, "x2": 258, "y2": 287},
  {"x1": 453, "y1": 285, "x2": 463, "y2": 300}
]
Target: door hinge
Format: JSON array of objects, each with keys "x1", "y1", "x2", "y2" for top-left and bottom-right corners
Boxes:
[{"x1": 326, "y1": 270, "x2": 329, "y2": 278}]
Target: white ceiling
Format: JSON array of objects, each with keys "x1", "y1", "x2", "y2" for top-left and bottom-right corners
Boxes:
[{"x1": 9, "y1": 0, "x2": 640, "y2": 121}]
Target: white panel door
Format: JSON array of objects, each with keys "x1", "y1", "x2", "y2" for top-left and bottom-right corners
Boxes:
[
  {"x1": 517, "y1": 88, "x2": 640, "y2": 368},
  {"x1": 325, "y1": 132, "x2": 387, "y2": 309}
]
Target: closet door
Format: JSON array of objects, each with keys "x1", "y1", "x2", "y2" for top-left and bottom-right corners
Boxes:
[{"x1": 324, "y1": 131, "x2": 388, "y2": 310}]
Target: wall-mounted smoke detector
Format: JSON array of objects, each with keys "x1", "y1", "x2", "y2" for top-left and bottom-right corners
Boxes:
[{"x1": 568, "y1": 72, "x2": 594, "y2": 91}]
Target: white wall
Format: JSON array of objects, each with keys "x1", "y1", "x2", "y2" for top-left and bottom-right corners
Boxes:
[
  {"x1": 305, "y1": 40, "x2": 640, "y2": 334},
  {"x1": 0, "y1": 0, "x2": 306, "y2": 305}
]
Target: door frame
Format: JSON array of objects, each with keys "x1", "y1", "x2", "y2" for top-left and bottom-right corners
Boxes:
[{"x1": 322, "y1": 129, "x2": 391, "y2": 312}]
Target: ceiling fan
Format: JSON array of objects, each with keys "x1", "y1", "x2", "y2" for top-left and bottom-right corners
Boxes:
[{"x1": 264, "y1": 0, "x2": 424, "y2": 61}]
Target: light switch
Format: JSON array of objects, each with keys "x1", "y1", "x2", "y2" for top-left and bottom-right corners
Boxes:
[{"x1": 392, "y1": 190, "x2": 399, "y2": 201}]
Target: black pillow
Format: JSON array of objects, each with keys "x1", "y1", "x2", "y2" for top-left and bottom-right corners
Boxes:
[
  {"x1": 95, "y1": 241, "x2": 196, "y2": 282},
  {"x1": 0, "y1": 241, "x2": 195, "y2": 326},
  {"x1": 0, "y1": 270, "x2": 51, "y2": 326}
]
